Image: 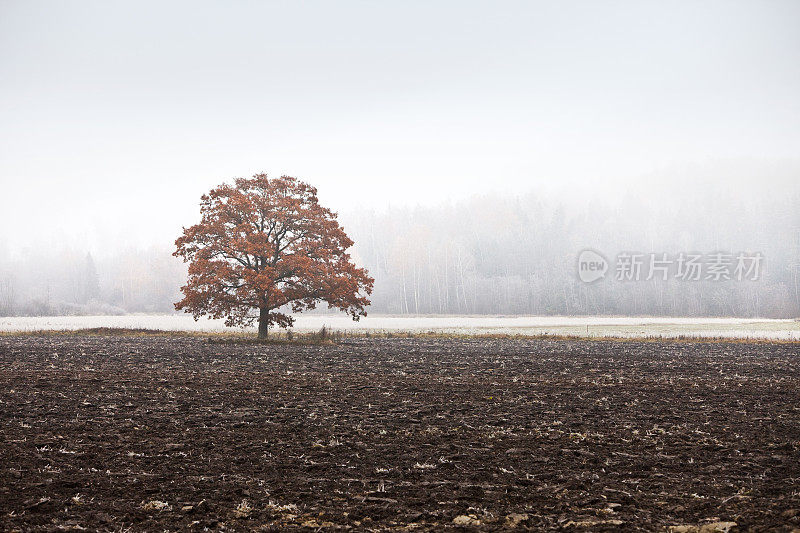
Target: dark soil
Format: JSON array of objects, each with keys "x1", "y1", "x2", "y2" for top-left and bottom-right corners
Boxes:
[{"x1": 1, "y1": 335, "x2": 799, "y2": 531}]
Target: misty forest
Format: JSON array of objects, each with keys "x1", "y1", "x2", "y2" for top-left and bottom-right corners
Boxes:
[{"x1": 3, "y1": 180, "x2": 798, "y2": 319}]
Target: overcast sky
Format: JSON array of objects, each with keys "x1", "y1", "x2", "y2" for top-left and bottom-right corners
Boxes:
[{"x1": 1, "y1": 0, "x2": 799, "y2": 253}]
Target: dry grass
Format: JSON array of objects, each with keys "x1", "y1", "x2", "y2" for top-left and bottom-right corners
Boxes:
[
  {"x1": 361, "y1": 330, "x2": 800, "y2": 345},
  {"x1": 206, "y1": 326, "x2": 343, "y2": 345},
  {"x1": 0, "y1": 326, "x2": 797, "y2": 344},
  {"x1": 0, "y1": 327, "x2": 208, "y2": 338}
]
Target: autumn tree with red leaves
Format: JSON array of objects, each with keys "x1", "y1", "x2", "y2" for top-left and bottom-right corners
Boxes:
[{"x1": 174, "y1": 174, "x2": 373, "y2": 338}]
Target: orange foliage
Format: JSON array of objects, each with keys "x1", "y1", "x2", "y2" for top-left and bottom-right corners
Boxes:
[{"x1": 174, "y1": 174, "x2": 373, "y2": 337}]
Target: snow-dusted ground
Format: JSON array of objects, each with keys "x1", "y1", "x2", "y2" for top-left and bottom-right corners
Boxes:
[{"x1": 0, "y1": 314, "x2": 798, "y2": 340}]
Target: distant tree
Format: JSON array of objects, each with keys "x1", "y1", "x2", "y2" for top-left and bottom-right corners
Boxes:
[
  {"x1": 82, "y1": 253, "x2": 100, "y2": 303},
  {"x1": 174, "y1": 174, "x2": 373, "y2": 338},
  {"x1": 0, "y1": 277, "x2": 13, "y2": 316}
]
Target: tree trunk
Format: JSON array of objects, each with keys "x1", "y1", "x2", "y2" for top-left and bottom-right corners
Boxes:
[{"x1": 258, "y1": 307, "x2": 269, "y2": 339}]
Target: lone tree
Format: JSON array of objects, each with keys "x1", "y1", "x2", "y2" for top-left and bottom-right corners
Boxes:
[{"x1": 174, "y1": 174, "x2": 373, "y2": 338}]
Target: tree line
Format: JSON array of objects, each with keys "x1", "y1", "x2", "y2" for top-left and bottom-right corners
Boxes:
[{"x1": 1, "y1": 186, "x2": 798, "y2": 319}]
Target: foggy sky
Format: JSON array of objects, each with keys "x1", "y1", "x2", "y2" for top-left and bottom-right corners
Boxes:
[{"x1": 1, "y1": 0, "x2": 799, "y2": 255}]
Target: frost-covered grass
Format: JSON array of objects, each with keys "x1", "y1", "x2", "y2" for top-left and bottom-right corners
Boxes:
[{"x1": 0, "y1": 314, "x2": 798, "y2": 341}]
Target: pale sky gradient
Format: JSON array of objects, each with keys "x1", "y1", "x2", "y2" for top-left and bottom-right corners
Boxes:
[{"x1": 1, "y1": 0, "x2": 799, "y2": 254}]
